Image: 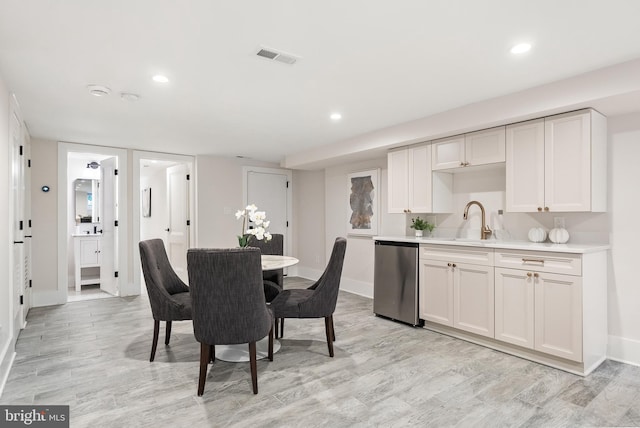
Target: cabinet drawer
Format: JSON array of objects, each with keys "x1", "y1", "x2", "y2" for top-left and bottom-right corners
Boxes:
[
  {"x1": 420, "y1": 245, "x2": 493, "y2": 266},
  {"x1": 494, "y1": 249, "x2": 581, "y2": 276}
]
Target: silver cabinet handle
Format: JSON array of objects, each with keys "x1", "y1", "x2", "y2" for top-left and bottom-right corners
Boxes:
[{"x1": 522, "y1": 258, "x2": 544, "y2": 265}]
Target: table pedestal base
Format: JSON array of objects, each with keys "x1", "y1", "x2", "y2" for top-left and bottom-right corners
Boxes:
[{"x1": 215, "y1": 337, "x2": 281, "y2": 362}]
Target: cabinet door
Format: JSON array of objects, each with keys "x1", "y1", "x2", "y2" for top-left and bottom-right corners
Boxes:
[
  {"x1": 464, "y1": 127, "x2": 506, "y2": 167},
  {"x1": 495, "y1": 268, "x2": 534, "y2": 349},
  {"x1": 419, "y1": 259, "x2": 453, "y2": 326},
  {"x1": 544, "y1": 111, "x2": 592, "y2": 212},
  {"x1": 79, "y1": 239, "x2": 100, "y2": 266},
  {"x1": 534, "y1": 272, "x2": 583, "y2": 362},
  {"x1": 408, "y1": 145, "x2": 432, "y2": 213},
  {"x1": 431, "y1": 136, "x2": 465, "y2": 170},
  {"x1": 387, "y1": 149, "x2": 409, "y2": 213},
  {"x1": 506, "y1": 119, "x2": 545, "y2": 212},
  {"x1": 453, "y1": 262, "x2": 494, "y2": 338}
]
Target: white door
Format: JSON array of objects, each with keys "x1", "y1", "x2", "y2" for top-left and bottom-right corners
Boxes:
[
  {"x1": 23, "y1": 137, "x2": 32, "y2": 323},
  {"x1": 99, "y1": 157, "x2": 118, "y2": 295},
  {"x1": 166, "y1": 164, "x2": 190, "y2": 283},
  {"x1": 247, "y1": 170, "x2": 289, "y2": 254},
  {"x1": 10, "y1": 105, "x2": 26, "y2": 332}
]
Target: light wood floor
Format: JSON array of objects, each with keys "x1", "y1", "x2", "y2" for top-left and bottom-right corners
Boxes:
[{"x1": 2, "y1": 277, "x2": 640, "y2": 427}]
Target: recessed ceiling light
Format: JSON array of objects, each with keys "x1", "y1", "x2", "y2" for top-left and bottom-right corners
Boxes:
[
  {"x1": 121, "y1": 92, "x2": 140, "y2": 102},
  {"x1": 86, "y1": 84, "x2": 111, "y2": 97},
  {"x1": 330, "y1": 113, "x2": 342, "y2": 120},
  {"x1": 510, "y1": 43, "x2": 532, "y2": 54},
  {"x1": 152, "y1": 75, "x2": 169, "y2": 83}
]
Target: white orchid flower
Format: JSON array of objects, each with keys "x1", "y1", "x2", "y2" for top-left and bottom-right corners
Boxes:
[
  {"x1": 246, "y1": 204, "x2": 258, "y2": 213},
  {"x1": 254, "y1": 227, "x2": 265, "y2": 240},
  {"x1": 263, "y1": 220, "x2": 270, "y2": 228},
  {"x1": 264, "y1": 232, "x2": 272, "y2": 241},
  {"x1": 235, "y1": 209, "x2": 245, "y2": 219}
]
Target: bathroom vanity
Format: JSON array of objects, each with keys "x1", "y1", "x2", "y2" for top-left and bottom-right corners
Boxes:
[{"x1": 73, "y1": 234, "x2": 101, "y2": 292}]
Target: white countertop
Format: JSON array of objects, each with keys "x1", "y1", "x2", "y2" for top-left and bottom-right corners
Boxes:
[
  {"x1": 373, "y1": 235, "x2": 609, "y2": 254},
  {"x1": 72, "y1": 233, "x2": 102, "y2": 237}
]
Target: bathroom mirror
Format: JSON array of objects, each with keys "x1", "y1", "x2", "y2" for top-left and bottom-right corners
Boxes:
[{"x1": 74, "y1": 179, "x2": 99, "y2": 223}]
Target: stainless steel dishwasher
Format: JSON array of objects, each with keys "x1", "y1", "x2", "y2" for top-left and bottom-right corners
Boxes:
[{"x1": 373, "y1": 240, "x2": 422, "y2": 326}]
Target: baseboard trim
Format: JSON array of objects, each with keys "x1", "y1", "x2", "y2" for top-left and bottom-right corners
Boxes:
[
  {"x1": 0, "y1": 337, "x2": 17, "y2": 399},
  {"x1": 295, "y1": 266, "x2": 373, "y2": 298},
  {"x1": 608, "y1": 335, "x2": 640, "y2": 367}
]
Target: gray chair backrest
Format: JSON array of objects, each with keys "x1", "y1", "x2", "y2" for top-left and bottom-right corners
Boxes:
[
  {"x1": 301, "y1": 237, "x2": 347, "y2": 317},
  {"x1": 187, "y1": 247, "x2": 272, "y2": 345},
  {"x1": 139, "y1": 239, "x2": 189, "y2": 320},
  {"x1": 248, "y1": 234, "x2": 283, "y2": 256}
]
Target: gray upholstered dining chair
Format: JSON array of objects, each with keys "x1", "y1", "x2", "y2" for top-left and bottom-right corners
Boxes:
[
  {"x1": 187, "y1": 247, "x2": 274, "y2": 396},
  {"x1": 269, "y1": 237, "x2": 347, "y2": 357},
  {"x1": 139, "y1": 239, "x2": 192, "y2": 362},
  {"x1": 247, "y1": 233, "x2": 284, "y2": 302}
]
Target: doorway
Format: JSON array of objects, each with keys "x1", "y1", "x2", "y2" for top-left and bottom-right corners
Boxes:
[
  {"x1": 133, "y1": 151, "x2": 195, "y2": 294},
  {"x1": 57, "y1": 143, "x2": 129, "y2": 303}
]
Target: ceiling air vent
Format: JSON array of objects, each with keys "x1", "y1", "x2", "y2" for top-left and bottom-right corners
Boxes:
[{"x1": 256, "y1": 47, "x2": 299, "y2": 65}]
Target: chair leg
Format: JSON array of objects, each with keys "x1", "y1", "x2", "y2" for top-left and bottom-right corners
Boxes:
[
  {"x1": 279, "y1": 318, "x2": 285, "y2": 339},
  {"x1": 268, "y1": 326, "x2": 274, "y2": 361},
  {"x1": 331, "y1": 317, "x2": 336, "y2": 342},
  {"x1": 197, "y1": 342, "x2": 211, "y2": 396},
  {"x1": 324, "y1": 316, "x2": 334, "y2": 357},
  {"x1": 249, "y1": 342, "x2": 258, "y2": 394},
  {"x1": 150, "y1": 320, "x2": 160, "y2": 362},
  {"x1": 165, "y1": 321, "x2": 172, "y2": 345},
  {"x1": 274, "y1": 318, "x2": 279, "y2": 339},
  {"x1": 210, "y1": 345, "x2": 215, "y2": 363}
]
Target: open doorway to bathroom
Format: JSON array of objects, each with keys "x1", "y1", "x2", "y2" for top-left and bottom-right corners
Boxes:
[
  {"x1": 58, "y1": 143, "x2": 129, "y2": 304},
  {"x1": 133, "y1": 151, "x2": 195, "y2": 296}
]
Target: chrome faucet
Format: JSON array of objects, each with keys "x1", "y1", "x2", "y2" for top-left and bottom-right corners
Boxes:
[{"x1": 463, "y1": 200, "x2": 492, "y2": 240}]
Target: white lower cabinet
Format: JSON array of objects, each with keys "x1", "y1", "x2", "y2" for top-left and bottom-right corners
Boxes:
[
  {"x1": 419, "y1": 245, "x2": 494, "y2": 339},
  {"x1": 74, "y1": 235, "x2": 101, "y2": 292},
  {"x1": 495, "y1": 268, "x2": 582, "y2": 362},
  {"x1": 420, "y1": 244, "x2": 606, "y2": 375}
]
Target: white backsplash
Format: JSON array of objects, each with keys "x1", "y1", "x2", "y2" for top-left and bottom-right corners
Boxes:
[{"x1": 403, "y1": 166, "x2": 609, "y2": 245}]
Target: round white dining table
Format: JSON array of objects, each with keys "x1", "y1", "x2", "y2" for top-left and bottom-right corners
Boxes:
[{"x1": 215, "y1": 254, "x2": 299, "y2": 363}]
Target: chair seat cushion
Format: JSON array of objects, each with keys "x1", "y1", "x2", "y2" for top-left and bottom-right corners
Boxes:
[
  {"x1": 269, "y1": 289, "x2": 316, "y2": 318},
  {"x1": 263, "y1": 280, "x2": 282, "y2": 303},
  {"x1": 170, "y1": 291, "x2": 192, "y2": 320}
]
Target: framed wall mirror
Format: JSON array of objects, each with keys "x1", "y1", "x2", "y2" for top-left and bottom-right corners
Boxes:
[{"x1": 74, "y1": 178, "x2": 100, "y2": 223}]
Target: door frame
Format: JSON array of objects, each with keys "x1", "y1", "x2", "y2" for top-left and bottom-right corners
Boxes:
[
  {"x1": 57, "y1": 143, "x2": 129, "y2": 301},
  {"x1": 132, "y1": 150, "x2": 195, "y2": 295},
  {"x1": 242, "y1": 166, "x2": 293, "y2": 261}
]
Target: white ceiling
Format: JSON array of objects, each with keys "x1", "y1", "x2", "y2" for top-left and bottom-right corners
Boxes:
[{"x1": 1, "y1": 0, "x2": 640, "y2": 164}]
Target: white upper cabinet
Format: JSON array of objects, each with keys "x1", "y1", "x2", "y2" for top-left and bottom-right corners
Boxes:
[
  {"x1": 387, "y1": 149, "x2": 409, "y2": 213},
  {"x1": 432, "y1": 127, "x2": 505, "y2": 171},
  {"x1": 506, "y1": 110, "x2": 607, "y2": 213},
  {"x1": 388, "y1": 145, "x2": 452, "y2": 214},
  {"x1": 506, "y1": 119, "x2": 545, "y2": 212}
]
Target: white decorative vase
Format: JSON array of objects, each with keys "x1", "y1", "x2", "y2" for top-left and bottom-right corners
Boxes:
[
  {"x1": 528, "y1": 227, "x2": 547, "y2": 243},
  {"x1": 415, "y1": 230, "x2": 423, "y2": 237},
  {"x1": 549, "y1": 228, "x2": 570, "y2": 244}
]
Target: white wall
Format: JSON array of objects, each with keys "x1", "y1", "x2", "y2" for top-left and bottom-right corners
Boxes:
[
  {"x1": 292, "y1": 169, "x2": 326, "y2": 278},
  {"x1": 607, "y1": 112, "x2": 640, "y2": 364},
  {"x1": 139, "y1": 167, "x2": 168, "y2": 243},
  {"x1": 323, "y1": 157, "x2": 405, "y2": 297},
  {"x1": 195, "y1": 155, "x2": 278, "y2": 248},
  {"x1": 0, "y1": 74, "x2": 13, "y2": 394}
]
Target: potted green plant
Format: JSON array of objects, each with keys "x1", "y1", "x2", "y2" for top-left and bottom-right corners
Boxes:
[{"x1": 410, "y1": 217, "x2": 435, "y2": 237}]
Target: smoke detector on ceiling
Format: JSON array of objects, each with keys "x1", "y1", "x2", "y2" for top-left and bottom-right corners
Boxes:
[
  {"x1": 256, "y1": 47, "x2": 300, "y2": 65},
  {"x1": 86, "y1": 84, "x2": 111, "y2": 97}
]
